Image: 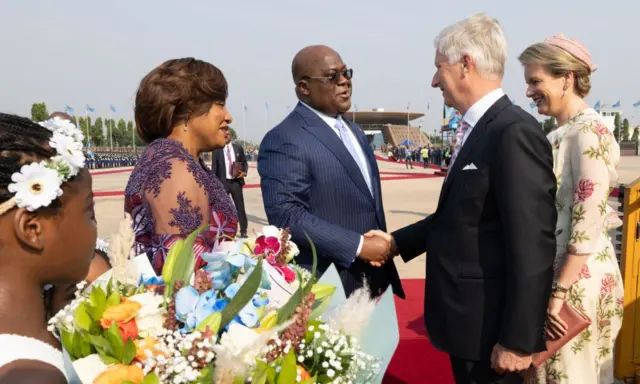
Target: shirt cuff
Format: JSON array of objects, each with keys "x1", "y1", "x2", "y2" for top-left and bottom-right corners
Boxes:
[{"x1": 354, "y1": 235, "x2": 364, "y2": 262}]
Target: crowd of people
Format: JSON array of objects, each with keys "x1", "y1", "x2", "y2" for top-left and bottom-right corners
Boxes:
[
  {"x1": 84, "y1": 150, "x2": 139, "y2": 169},
  {"x1": 0, "y1": 12, "x2": 625, "y2": 384}
]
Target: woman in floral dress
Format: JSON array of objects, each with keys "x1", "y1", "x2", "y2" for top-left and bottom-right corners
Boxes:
[
  {"x1": 125, "y1": 58, "x2": 238, "y2": 274},
  {"x1": 519, "y1": 35, "x2": 624, "y2": 383}
]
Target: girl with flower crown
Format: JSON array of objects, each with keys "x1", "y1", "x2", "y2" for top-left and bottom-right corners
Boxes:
[
  {"x1": 0, "y1": 114, "x2": 97, "y2": 382},
  {"x1": 125, "y1": 58, "x2": 238, "y2": 275}
]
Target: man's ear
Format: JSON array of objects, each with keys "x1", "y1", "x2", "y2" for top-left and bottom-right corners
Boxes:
[
  {"x1": 13, "y1": 208, "x2": 45, "y2": 251},
  {"x1": 297, "y1": 80, "x2": 311, "y2": 96}
]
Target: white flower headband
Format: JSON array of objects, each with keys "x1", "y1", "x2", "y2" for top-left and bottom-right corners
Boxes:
[{"x1": 0, "y1": 117, "x2": 86, "y2": 215}]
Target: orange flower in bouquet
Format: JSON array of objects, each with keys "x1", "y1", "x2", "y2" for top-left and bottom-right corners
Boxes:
[
  {"x1": 100, "y1": 300, "x2": 142, "y2": 342},
  {"x1": 94, "y1": 364, "x2": 144, "y2": 384}
]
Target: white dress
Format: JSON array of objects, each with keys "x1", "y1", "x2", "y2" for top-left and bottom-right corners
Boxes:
[{"x1": 0, "y1": 334, "x2": 69, "y2": 382}]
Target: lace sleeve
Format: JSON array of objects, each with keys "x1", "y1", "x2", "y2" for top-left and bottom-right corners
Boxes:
[{"x1": 145, "y1": 158, "x2": 210, "y2": 236}]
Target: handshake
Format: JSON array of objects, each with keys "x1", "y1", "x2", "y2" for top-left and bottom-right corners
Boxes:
[{"x1": 358, "y1": 230, "x2": 399, "y2": 267}]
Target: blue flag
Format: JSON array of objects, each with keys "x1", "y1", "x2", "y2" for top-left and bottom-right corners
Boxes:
[
  {"x1": 64, "y1": 104, "x2": 74, "y2": 114},
  {"x1": 109, "y1": 104, "x2": 117, "y2": 113},
  {"x1": 612, "y1": 100, "x2": 621, "y2": 108},
  {"x1": 633, "y1": 100, "x2": 640, "y2": 108},
  {"x1": 85, "y1": 104, "x2": 95, "y2": 113},
  {"x1": 265, "y1": 103, "x2": 269, "y2": 111},
  {"x1": 593, "y1": 100, "x2": 601, "y2": 111}
]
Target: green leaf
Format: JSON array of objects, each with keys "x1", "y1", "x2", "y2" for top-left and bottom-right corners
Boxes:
[
  {"x1": 277, "y1": 349, "x2": 297, "y2": 384},
  {"x1": 219, "y1": 259, "x2": 263, "y2": 329},
  {"x1": 276, "y1": 233, "x2": 318, "y2": 325},
  {"x1": 197, "y1": 366, "x2": 214, "y2": 384},
  {"x1": 162, "y1": 225, "x2": 208, "y2": 298},
  {"x1": 74, "y1": 302, "x2": 93, "y2": 331},
  {"x1": 309, "y1": 284, "x2": 336, "y2": 320},
  {"x1": 251, "y1": 368, "x2": 268, "y2": 384},
  {"x1": 97, "y1": 349, "x2": 120, "y2": 365},
  {"x1": 87, "y1": 286, "x2": 107, "y2": 321},
  {"x1": 105, "y1": 322, "x2": 124, "y2": 359},
  {"x1": 142, "y1": 373, "x2": 160, "y2": 384},
  {"x1": 196, "y1": 311, "x2": 221, "y2": 333},
  {"x1": 122, "y1": 337, "x2": 137, "y2": 365},
  {"x1": 59, "y1": 329, "x2": 75, "y2": 359},
  {"x1": 106, "y1": 276, "x2": 113, "y2": 296},
  {"x1": 106, "y1": 290, "x2": 121, "y2": 307},
  {"x1": 86, "y1": 334, "x2": 112, "y2": 355}
]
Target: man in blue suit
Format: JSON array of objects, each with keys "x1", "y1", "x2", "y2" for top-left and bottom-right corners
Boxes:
[{"x1": 258, "y1": 45, "x2": 404, "y2": 298}]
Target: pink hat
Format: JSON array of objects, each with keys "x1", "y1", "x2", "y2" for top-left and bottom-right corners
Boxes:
[{"x1": 544, "y1": 33, "x2": 597, "y2": 72}]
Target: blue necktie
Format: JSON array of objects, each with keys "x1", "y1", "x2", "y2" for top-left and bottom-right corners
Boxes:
[{"x1": 335, "y1": 120, "x2": 372, "y2": 195}]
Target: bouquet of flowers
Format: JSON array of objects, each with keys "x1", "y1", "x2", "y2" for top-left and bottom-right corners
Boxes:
[{"x1": 48, "y1": 222, "x2": 398, "y2": 383}]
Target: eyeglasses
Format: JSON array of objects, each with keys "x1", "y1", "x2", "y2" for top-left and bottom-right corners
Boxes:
[{"x1": 305, "y1": 68, "x2": 353, "y2": 84}]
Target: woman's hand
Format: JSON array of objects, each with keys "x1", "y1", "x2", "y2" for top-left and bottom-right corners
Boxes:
[{"x1": 545, "y1": 296, "x2": 568, "y2": 340}]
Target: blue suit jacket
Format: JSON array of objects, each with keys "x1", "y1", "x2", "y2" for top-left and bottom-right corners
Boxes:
[{"x1": 258, "y1": 102, "x2": 404, "y2": 298}]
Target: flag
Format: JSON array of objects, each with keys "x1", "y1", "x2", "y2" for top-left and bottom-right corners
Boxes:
[
  {"x1": 427, "y1": 103, "x2": 430, "y2": 111},
  {"x1": 109, "y1": 104, "x2": 117, "y2": 113},
  {"x1": 265, "y1": 103, "x2": 269, "y2": 111},
  {"x1": 243, "y1": 104, "x2": 248, "y2": 113},
  {"x1": 593, "y1": 100, "x2": 601, "y2": 112},
  {"x1": 529, "y1": 101, "x2": 536, "y2": 109},
  {"x1": 633, "y1": 100, "x2": 640, "y2": 108},
  {"x1": 407, "y1": 102, "x2": 411, "y2": 111},
  {"x1": 85, "y1": 104, "x2": 95, "y2": 113},
  {"x1": 64, "y1": 104, "x2": 74, "y2": 114},
  {"x1": 354, "y1": 104, "x2": 358, "y2": 112},
  {"x1": 132, "y1": 103, "x2": 136, "y2": 110},
  {"x1": 511, "y1": 99, "x2": 516, "y2": 105},
  {"x1": 612, "y1": 100, "x2": 621, "y2": 108}
]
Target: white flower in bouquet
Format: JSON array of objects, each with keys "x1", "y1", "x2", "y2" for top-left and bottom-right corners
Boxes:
[
  {"x1": 128, "y1": 292, "x2": 166, "y2": 338},
  {"x1": 215, "y1": 323, "x2": 262, "y2": 366},
  {"x1": 72, "y1": 354, "x2": 108, "y2": 384}
]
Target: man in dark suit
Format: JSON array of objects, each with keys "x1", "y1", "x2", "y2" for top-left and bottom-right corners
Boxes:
[
  {"x1": 212, "y1": 131, "x2": 249, "y2": 237},
  {"x1": 368, "y1": 14, "x2": 557, "y2": 383},
  {"x1": 258, "y1": 45, "x2": 403, "y2": 298}
]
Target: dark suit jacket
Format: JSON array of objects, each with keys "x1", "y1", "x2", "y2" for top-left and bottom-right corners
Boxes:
[
  {"x1": 258, "y1": 102, "x2": 404, "y2": 298},
  {"x1": 393, "y1": 96, "x2": 556, "y2": 360},
  {"x1": 212, "y1": 142, "x2": 248, "y2": 190}
]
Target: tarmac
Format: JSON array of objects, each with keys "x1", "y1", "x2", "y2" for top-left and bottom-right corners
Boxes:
[{"x1": 92, "y1": 154, "x2": 640, "y2": 279}]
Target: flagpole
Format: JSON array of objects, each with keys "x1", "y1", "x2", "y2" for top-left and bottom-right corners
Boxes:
[
  {"x1": 85, "y1": 109, "x2": 89, "y2": 146},
  {"x1": 242, "y1": 102, "x2": 246, "y2": 147},
  {"x1": 132, "y1": 104, "x2": 136, "y2": 152},
  {"x1": 407, "y1": 102, "x2": 411, "y2": 146},
  {"x1": 109, "y1": 109, "x2": 113, "y2": 150}
]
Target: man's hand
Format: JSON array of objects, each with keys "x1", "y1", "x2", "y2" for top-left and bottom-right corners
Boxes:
[
  {"x1": 361, "y1": 230, "x2": 398, "y2": 267},
  {"x1": 490, "y1": 344, "x2": 532, "y2": 374},
  {"x1": 358, "y1": 235, "x2": 390, "y2": 267}
]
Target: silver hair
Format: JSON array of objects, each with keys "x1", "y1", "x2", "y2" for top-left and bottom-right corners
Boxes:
[{"x1": 434, "y1": 13, "x2": 507, "y2": 80}]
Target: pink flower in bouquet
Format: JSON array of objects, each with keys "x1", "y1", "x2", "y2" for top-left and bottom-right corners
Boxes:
[
  {"x1": 254, "y1": 235, "x2": 281, "y2": 258},
  {"x1": 273, "y1": 264, "x2": 296, "y2": 283}
]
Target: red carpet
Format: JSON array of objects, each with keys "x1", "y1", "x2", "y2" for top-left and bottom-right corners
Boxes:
[{"x1": 383, "y1": 279, "x2": 454, "y2": 384}]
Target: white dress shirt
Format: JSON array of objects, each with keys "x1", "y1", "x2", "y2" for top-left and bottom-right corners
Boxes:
[
  {"x1": 460, "y1": 88, "x2": 505, "y2": 147},
  {"x1": 223, "y1": 143, "x2": 236, "y2": 179},
  {"x1": 301, "y1": 102, "x2": 369, "y2": 258}
]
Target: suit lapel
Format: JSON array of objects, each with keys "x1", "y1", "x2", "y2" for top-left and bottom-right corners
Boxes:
[
  {"x1": 295, "y1": 103, "x2": 374, "y2": 204},
  {"x1": 438, "y1": 96, "x2": 511, "y2": 206}
]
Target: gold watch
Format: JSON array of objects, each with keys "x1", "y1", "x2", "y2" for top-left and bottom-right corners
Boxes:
[{"x1": 552, "y1": 281, "x2": 569, "y2": 294}]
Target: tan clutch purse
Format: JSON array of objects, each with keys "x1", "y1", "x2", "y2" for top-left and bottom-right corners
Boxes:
[{"x1": 531, "y1": 303, "x2": 591, "y2": 368}]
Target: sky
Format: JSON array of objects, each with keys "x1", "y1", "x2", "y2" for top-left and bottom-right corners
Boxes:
[{"x1": 1, "y1": 0, "x2": 638, "y2": 143}]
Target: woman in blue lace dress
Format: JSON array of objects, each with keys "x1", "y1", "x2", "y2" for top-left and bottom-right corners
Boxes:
[{"x1": 125, "y1": 58, "x2": 238, "y2": 274}]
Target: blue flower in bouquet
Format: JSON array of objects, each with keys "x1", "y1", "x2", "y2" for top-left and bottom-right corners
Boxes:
[
  {"x1": 139, "y1": 274, "x2": 164, "y2": 288},
  {"x1": 224, "y1": 283, "x2": 270, "y2": 328},
  {"x1": 174, "y1": 286, "x2": 228, "y2": 332},
  {"x1": 202, "y1": 240, "x2": 271, "y2": 290}
]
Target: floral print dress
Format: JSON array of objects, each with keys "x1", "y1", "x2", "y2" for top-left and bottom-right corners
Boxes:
[
  {"x1": 124, "y1": 139, "x2": 238, "y2": 274},
  {"x1": 535, "y1": 108, "x2": 624, "y2": 384}
]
